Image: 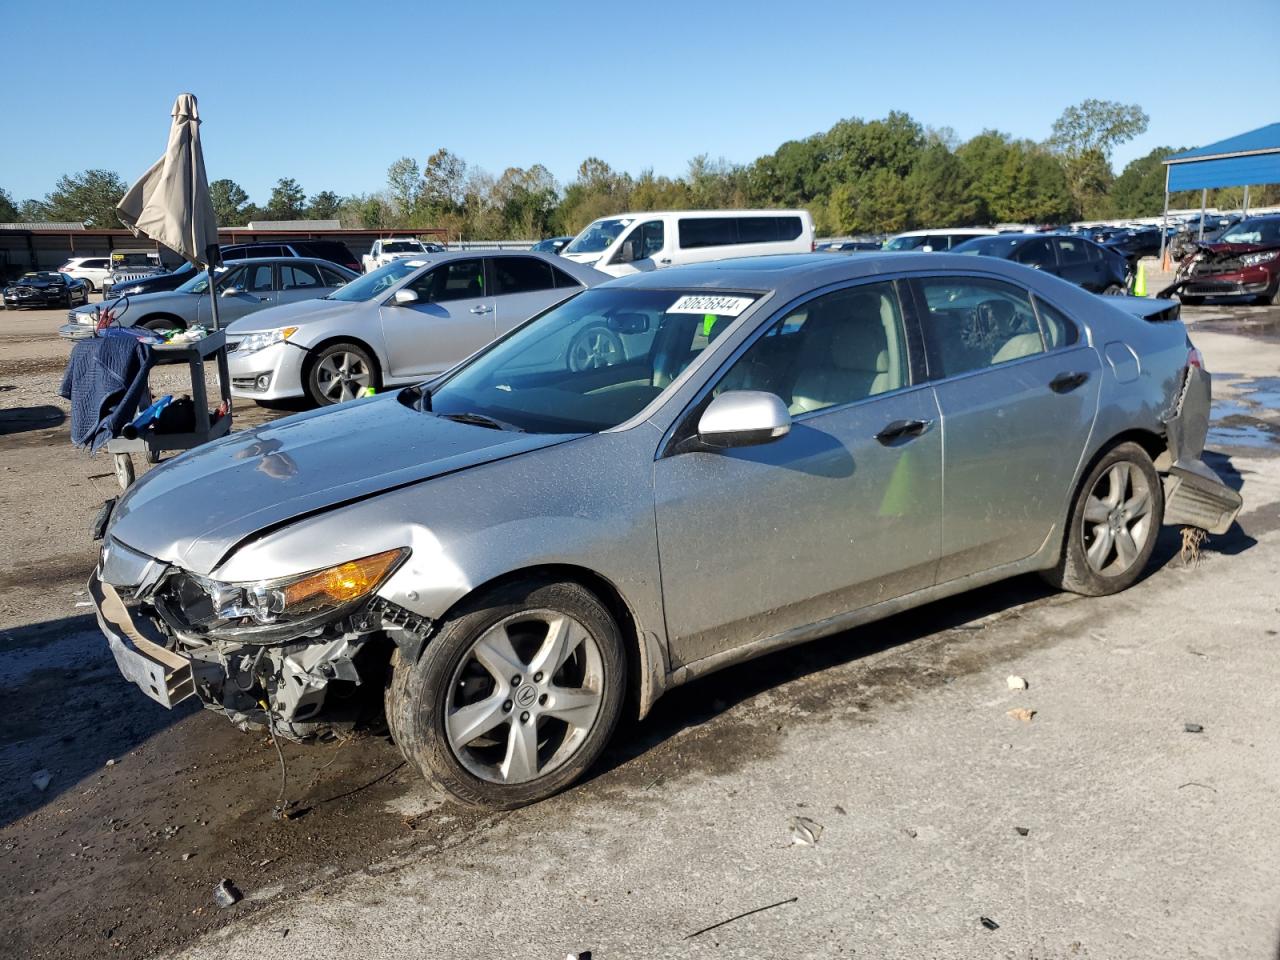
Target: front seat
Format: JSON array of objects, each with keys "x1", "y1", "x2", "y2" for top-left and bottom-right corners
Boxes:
[{"x1": 789, "y1": 292, "x2": 894, "y2": 414}]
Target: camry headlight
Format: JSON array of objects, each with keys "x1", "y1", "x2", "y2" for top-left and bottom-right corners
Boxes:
[
  {"x1": 164, "y1": 548, "x2": 406, "y2": 641},
  {"x1": 1240, "y1": 250, "x2": 1279, "y2": 267},
  {"x1": 235, "y1": 326, "x2": 298, "y2": 355}
]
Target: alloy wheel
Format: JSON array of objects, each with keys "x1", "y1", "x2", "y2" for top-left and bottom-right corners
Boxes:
[
  {"x1": 1081, "y1": 460, "x2": 1154, "y2": 576},
  {"x1": 444, "y1": 610, "x2": 604, "y2": 784},
  {"x1": 316, "y1": 351, "x2": 372, "y2": 403}
]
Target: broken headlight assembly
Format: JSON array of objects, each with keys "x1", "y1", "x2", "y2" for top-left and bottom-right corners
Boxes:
[
  {"x1": 159, "y1": 548, "x2": 407, "y2": 643},
  {"x1": 1239, "y1": 250, "x2": 1279, "y2": 268}
]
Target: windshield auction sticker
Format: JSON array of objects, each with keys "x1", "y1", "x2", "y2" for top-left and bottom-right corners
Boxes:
[{"x1": 667, "y1": 295, "x2": 755, "y2": 317}]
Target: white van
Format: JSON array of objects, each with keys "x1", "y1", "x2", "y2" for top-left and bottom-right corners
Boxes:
[{"x1": 561, "y1": 209, "x2": 815, "y2": 277}]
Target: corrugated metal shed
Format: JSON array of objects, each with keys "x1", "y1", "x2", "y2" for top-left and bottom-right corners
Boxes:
[
  {"x1": 1165, "y1": 123, "x2": 1280, "y2": 191},
  {"x1": 245, "y1": 219, "x2": 341, "y2": 230},
  {"x1": 0, "y1": 222, "x2": 86, "y2": 231}
]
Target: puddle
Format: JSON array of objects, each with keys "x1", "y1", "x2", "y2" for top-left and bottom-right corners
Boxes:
[
  {"x1": 1194, "y1": 315, "x2": 1280, "y2": 344},
  {"x1": 1208, "y1": 373, "x2": 1280, "y2": 450}
]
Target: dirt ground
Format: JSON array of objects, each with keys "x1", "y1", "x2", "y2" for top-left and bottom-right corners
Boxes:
[{"x1": 1, "y1": 291, "x2": 1278, "y2": 960}]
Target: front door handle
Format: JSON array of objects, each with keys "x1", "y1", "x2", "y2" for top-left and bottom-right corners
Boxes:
[
  {"x1": 1049, "y1": 371, "x2": 1090, "y2": 393},
  {"x1": 470, "y1": 305, "x2": 493, "y2": 315},
  {"x1": 659, "y1": 258, "x2": 672, "y2": 265},
  {"x1": 875, "y1": 418, "x2": 931, "y2": 445}
]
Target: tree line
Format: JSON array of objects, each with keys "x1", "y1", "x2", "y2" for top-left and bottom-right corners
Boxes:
[{"x1": 3, "y1": 100, "x2": 1275, "y2": 240}]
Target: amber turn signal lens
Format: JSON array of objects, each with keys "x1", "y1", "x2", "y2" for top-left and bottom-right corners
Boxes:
[{"x1": 282, "y1": 549, "x2": 402, "y2": 608}]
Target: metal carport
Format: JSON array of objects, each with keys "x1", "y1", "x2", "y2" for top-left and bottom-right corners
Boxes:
[{"x1": 1161, "y1": 122, "x2": 1280, "y2": 259}]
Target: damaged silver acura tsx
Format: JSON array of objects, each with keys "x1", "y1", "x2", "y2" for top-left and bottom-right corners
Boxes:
[{"x1": 91, "y1": 253, "x2": 1242, "y2": 808}]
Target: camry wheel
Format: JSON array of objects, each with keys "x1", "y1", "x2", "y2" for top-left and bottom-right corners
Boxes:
[
  {"x1": 568, "y1": 324, "x2": 624, "y2": 371},
  {"x1": 307, "y1": 342, "x2": 377, "y2": 406},
  {"x1": 1042, "y1": 442, "x2": 1163, "y2": 596},
  {"x1": 386, "y1": 577, "x2": 626, "y2": 808}
]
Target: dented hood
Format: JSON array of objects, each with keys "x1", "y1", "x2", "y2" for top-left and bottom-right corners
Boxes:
[{"x1": 107, "y1": 394, "x2": 578, "y2": 575}]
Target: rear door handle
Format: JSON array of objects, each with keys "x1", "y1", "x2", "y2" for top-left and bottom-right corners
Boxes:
[
  {"x1": 1049, "y1": 371, "x2": 1089, "y2": 393},
  {"x1": 659, "y1": 258, "x2": 672, "y2": 265},
  {"x1": 875, "y1": 418, "x2": 931, "y2": 445},
  {"x1": 470, "y1": 305, "x2": 493, "y2": 315}
]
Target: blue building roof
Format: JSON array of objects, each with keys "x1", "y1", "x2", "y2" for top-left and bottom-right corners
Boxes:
[{"x1": 1164, "y1": 123, "x2": 1280, "y2": 191}]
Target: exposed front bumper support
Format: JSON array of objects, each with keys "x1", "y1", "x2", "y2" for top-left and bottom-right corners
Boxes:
[{"x1": 90, "y1": 572, "x2": 195, "y2": 708}]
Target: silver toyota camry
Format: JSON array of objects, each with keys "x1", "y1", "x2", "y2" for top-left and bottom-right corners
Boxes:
[
  {"x1": 225, "y1": 251, "x2": 609, "y2": 407},
  {"x1": 90, "y1": 253, "x2": 1241, "y2": 808}
]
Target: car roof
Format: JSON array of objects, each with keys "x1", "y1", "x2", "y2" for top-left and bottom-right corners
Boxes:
[
  {"x1": 604, "y1": 251, "x2": 1039, "y2": 297},
  {"x1": 219, "y1": 256, "x2": 355, "y2": 272}
]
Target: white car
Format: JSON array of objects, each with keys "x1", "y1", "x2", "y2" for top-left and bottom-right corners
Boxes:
[
  {"x1": 362, "y1": 238, "x2": 439, "y2": 273},
  {"x1": 883, "y1": 228, "x2": 998, "y2": 252},
  {"x1": 58, "y1": 256, "x2": 113, "y2": 292},
  {"x1": 560, "y1": 209, "x2": 815, "y2": 277},
  {"x1": 227, "y1": 251, "x2": 609, "y2": 406}
]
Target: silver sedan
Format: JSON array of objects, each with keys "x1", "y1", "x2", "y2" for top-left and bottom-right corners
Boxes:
[
  {"x1": 60, "y1": 257, "x2": 357, "y2": 338},
  {"x1": 90, "y1": 253, "x2": 1240, "y2": 808},
  {"x1": 225, "y1": 251, "x2": 610, "y2": 406}
]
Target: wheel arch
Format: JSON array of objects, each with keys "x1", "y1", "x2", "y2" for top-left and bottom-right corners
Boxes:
[
  {"x1": 135, "y1": 312, "x2": 187, "y2": 330},
  {"x1": 428, "y1": 562, "x2": 662, "y2": 722},
  {"x1": 301, "y1": 335, "x2": 383, "y2": 382}
]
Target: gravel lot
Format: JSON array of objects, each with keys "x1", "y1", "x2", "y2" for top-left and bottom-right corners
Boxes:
[{"x1": 1, "y1": 292, "x2": 1278, "y2": 960}]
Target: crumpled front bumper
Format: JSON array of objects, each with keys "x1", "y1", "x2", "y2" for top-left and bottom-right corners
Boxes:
[
  {"x1": 1161, "y1": 365, "x2": 1242, "y2": 534},
  {"x1": 90, "y1": 570, "x2": 195, "y2": 708}
]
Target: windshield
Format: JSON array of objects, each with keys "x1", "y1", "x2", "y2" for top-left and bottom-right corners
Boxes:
[
  {"x1": 420, "y1": 287, "x2": 761, "y2": 433},
  {"x1": 176, "y1": 265, "x2": 231, "y2": 295},
  {"x1": 382, "y1": 240, "x2": 424, "y2": 253},
  {"x1": 884, "y1": 234, "x2": 929, "y2": 251},
  {"x1": 563, "y1": 218, "x2": 633, "y2": 255},
  {"x1": 1219, "y1": 218, "x2": 1280, "y2": 246},
  {"x1": 326, "y1": 259, "x2": 422, "y2": 302},
  {"x1": 953, "y1": 237, "x2": 1023, "y2": 256}
]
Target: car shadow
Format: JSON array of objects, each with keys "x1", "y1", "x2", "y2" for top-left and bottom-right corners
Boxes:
[
  {"x1": 0, "y1": 612, "x2": 196, "y2": 829},
  {"x1": 593, "y1": 572, "x2": 1059, "y2": 785},
  {"x1": 0, "y1": 405, "x2": 66, "y2": 437}
]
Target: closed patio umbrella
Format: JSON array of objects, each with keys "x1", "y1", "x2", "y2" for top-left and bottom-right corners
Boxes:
[{"x1": 117, "y1": 92, "x2": 224, "y2": 328}]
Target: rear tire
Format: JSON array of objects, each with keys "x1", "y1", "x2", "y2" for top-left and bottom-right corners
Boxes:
[
  {"x1": 386, "y1": 577, "x2": 626, "y2": 809},
  {"x1": 1042, "y1": 442, "x2": 1164, "y2": 596}
]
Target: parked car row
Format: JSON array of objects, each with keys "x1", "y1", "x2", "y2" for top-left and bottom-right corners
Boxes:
[
  {"x1": 1166, "y1": 214, "x2": 1280, "y2": 305},
  {"x1": 952, "y1": 233, "x2": 1131, "y2": 295}
]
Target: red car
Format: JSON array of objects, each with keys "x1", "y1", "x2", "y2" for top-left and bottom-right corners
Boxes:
[{"x1": 1172, "y1": 214, "x2": 1280, "y2": 305}]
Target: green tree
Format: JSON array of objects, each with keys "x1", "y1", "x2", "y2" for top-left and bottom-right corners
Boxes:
[
  {"x1": 17, "y1": 198, "x2": 51, "y2": 221},
  {"x1": 264, "y1": 178, "x2": 306, "y2": 220},
  {"x1": 1049, "y1": 99, "x2": 1148, "y2": 219},
  {"x1": 338, "y1": 193, "x2": 391, "y2": 229},
  {"x1": 422, "y1": 148, "x2": 468, "y2": 214},
  {"x1": 905, "y1": 142, "x2": 977, "y2": 227},
  {"x1": 44, "y1": 169, "x2": 128, "y2": 226},
  {"x1": 0, "y1": 188, "x2": 18, "y2": 222},
  {"x1": 307, "y1": 190, "x2": 342, "y2": 221},
  {"x1": 209, "y1": 178, "x2": 250, "y2": 226},
  {"x1": 1110, "y1": 146, "x2": 1181, "y2": 217},
  {"x1": 386, "y1": 157, "x2": 422, "y2": 217}
]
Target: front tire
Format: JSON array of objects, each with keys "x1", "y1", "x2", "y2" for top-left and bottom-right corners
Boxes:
[
  {"x1": 1042, "y1": 442, "x2": 1163, "y2": 596},
  {"x1": 386, "y1": 578, "x2": 627, "y2": 809},
  {"x1": 306, "y1": 341, "x2": 378, "y2": 406}
]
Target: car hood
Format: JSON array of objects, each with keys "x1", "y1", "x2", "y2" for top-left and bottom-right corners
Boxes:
[
  {"x1": 106, "y1": 394, "x2": 580, "y2": 576},
  {"x1": 225, "y1": 297, "x2": 358, "y2": 334},
  {"x1": 1199, "y1": 241, "x2": 1280, "y2": 255}
]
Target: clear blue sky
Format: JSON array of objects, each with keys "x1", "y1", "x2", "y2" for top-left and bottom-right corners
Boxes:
[{"x1": 3, "y1": 0, "x2": 1277, "y2": 206}]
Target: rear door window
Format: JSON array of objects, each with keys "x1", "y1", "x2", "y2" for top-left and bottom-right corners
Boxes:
[
  {"x1": 1054, "y1": 238, "x2": 1088, "y2": 266},
  {"x1": 914, "y1": 276, "x2": 1046, "y2": 377},
  {"x1": 280, "y1": 262, "x2": 323, "y2": 290},
  {"x1": 1014, "y1": 238, "x2": 1054, "y2": 268},
  {"x1": 1033, "y1": 297, "x2": 1080, "y2": 349},
  {"x1": 553, "y1": 266, "x2": 583, "y2": 289},
  {"x1": 318, "y1": 265, "x2": 351, "y2": 286},
  {"x1": 492, "y1": 256, "x2": 555, "y2": 295},
  {"x1": 678, "y1": 217, "x2": 737, "y2": 249}
]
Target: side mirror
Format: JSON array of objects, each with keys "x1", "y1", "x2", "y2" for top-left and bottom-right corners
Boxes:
[
  {"x1": 616, "y1": 240, "x2": 637, "y2": 263},
  {"x1": 221, "y1": 286, "x2": 243, "y2": 297},
  {"x1": 392, "y1": 288, "x2": 420, "y2": 305},
  {"x1": 921, "y1": 244, "x2": 935, "y2": 253},
  {"x1": 696, "y1": 391, "x2": 791, "y2": 450}
]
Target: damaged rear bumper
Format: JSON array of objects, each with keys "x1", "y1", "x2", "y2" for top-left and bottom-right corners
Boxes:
[{"x1": 1161, "y1": 364, "x2": 1242, "y2": 535}]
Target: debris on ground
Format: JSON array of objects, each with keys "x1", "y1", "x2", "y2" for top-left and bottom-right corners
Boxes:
[
  {"x1": 105, "y1": 759, "x2": 116, "y2": 767},
  {"x1": 182, "y1": 853, "x2": 193, "y2": 861},
  {"x1": 213, "y1": 879, "x2": 242, "y2": 908},
  {"x1": 1006, "y1": 675, "x2": 1029, "y2": 690},
  {"x1": 980, "y1": 916, "x2": 1000, "y2": 930},
  {"x1": 789, "y1": 816, "x2": 823, "y2": 846},
  {"x1": 1015, "y1": 826, "x2": 1030, "y2": 836},
  {"x1": 31, "y1": 770, "x2": 51, "y2": 792},
  {"x1": 1180, "y1": 527, "x2": 1208, "y2": 566},
  {"x1": 684, "y1": 897, "x2": 798, "y2": 940},
  {"x1": 902, "y1": 827, "x2": 918, "y2": 839},
  {"x1": 833, "y1": 805, "x2": 847, "y2": 816},
  {"x1": 564, "y1": 953, "x2": 592, "y2": 960},
  {"x1": 1184, "y1": 722, "x2": 1204, "y2": 733},
  {"x1": 1007, "y1": 708, "x2": 1036, "y2": 723}
]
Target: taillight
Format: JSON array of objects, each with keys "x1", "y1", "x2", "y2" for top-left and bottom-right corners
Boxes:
[
  {"x1": 1187, "y1": 345, "x2": 1204, "y2": 369},
  {"x1": 811, "y1": 241, "x2": 816, "y2": 252}
]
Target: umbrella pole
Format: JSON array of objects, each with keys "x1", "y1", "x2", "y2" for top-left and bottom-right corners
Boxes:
[{"x1": 206, "y1": 263, "x2": 221, "y2": 331}]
